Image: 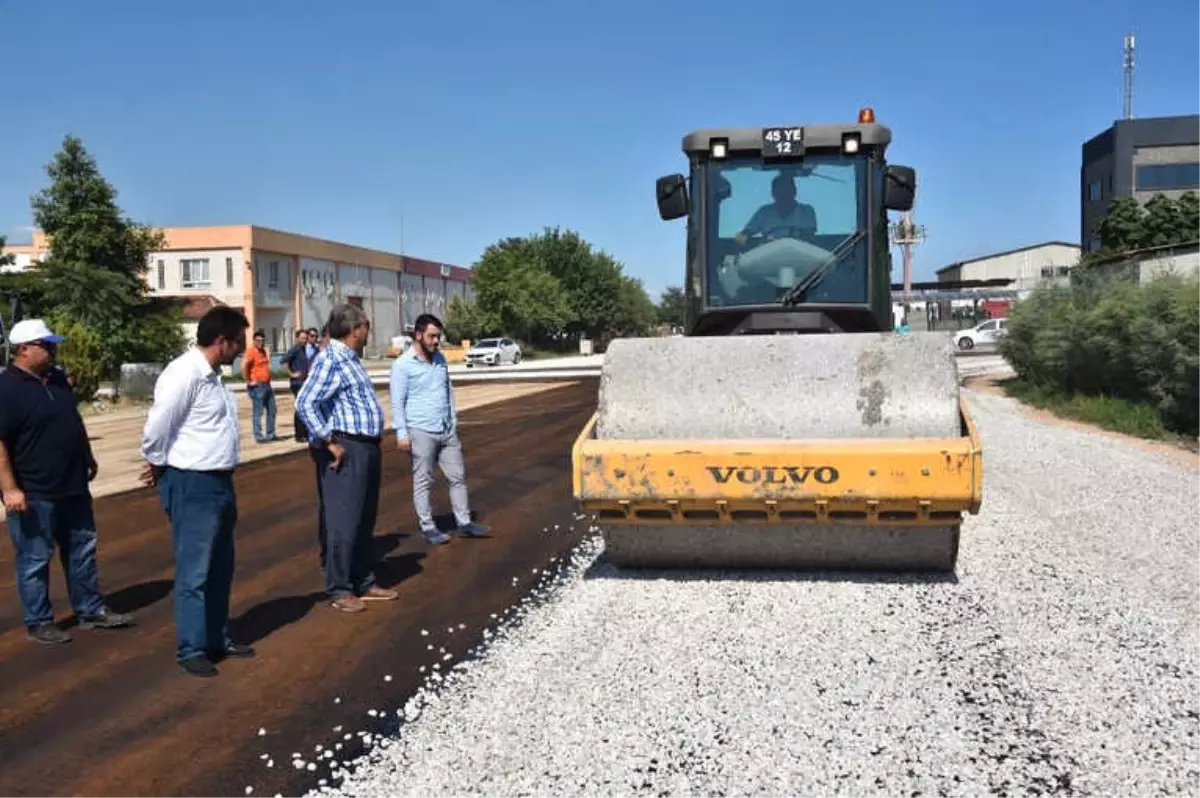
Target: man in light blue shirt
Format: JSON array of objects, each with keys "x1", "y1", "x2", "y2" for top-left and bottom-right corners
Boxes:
[
  {"x1": 390, "y1": 313, "x2": 488, "y2": 545},
  {"x1": 735, "y1": 173, "x2": 818, "y2": 244}
]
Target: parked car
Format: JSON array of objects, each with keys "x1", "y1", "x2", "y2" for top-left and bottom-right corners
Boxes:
[
  {"x1": 465, "y1": 337, "x2": 522, "y2": 367},
  {"x1": 953, "y1": 318, "x2": 1007, "y2": 350}
]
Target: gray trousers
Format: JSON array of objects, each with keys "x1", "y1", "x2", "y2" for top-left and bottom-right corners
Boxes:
[{"x1": 409, "y1": 428, "x2": 472, "y2": 534}]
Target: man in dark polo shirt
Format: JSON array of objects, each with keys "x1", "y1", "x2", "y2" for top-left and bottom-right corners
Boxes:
[{"x1": 0, "y1": 319, "x2": 133, "y2": 644}]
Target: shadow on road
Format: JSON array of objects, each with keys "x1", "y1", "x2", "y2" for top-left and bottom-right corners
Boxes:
[{"x1": 581, "y1": 558, "x2": 960, "y2": 586}]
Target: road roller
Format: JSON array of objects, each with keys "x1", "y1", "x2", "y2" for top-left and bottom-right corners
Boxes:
[{"x1": 571, "y1": 108, "x2": 983, "y2": 571}]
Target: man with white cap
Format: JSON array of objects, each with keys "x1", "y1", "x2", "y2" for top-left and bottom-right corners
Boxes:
[{"x1": 0, "y1": 318, "x2": 133, "y2": 644}]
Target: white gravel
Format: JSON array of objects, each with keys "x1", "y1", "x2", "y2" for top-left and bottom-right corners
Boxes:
[{"x1": 310, "y1": 388, "x2": 1200, "y2": 797}]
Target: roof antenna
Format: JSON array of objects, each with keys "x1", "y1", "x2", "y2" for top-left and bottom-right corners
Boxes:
[{"x1": 1123, "y1": 32, "x2": 1135, "y2": 120}]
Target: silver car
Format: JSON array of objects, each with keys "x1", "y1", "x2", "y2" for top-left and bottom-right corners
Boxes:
[{"x1": 465, "y1": 337, "x2": 522, "y2": 367}]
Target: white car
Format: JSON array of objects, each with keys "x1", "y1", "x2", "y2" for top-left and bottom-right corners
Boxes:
[
  {"x1": 954, "y1": 318, "x2": 1007, "y2": 351},
  {"x1": 465, "y1": 337, "x2": 522, "y2": 367}
]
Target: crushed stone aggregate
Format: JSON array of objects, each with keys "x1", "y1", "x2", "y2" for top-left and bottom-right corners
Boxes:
[{"x1": 303, "y1": 389, "x2": 1198, "y2": 797}]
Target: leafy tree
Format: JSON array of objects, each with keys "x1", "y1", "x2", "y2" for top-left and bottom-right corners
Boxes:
[
  {"x1": 470, "y1": 242, "x2": 572, "y2": 344},
  {"x1": 656, "y1": 285, "x2": 686, "y2": 327},
  {"x1": 466, "y1": 226, "x2": 656, "y2": 349},
  {"x1": 1096, "y1": 196, "x2": 1146, "y2": 253},
  {"x1": 1172, "y1": 191, "x2": 1199, "y2": 239},
  {"x1": 613, "y1": 274, "x2": 658, "y2": 336},
  {"x1": 1140, "y1": 194, "x2": 1183, "y2": 249},
  {"x1": 26, "y1": 135, "x2": 185, "y2": 396}
]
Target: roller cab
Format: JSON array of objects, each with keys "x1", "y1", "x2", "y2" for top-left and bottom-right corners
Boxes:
[
  {"x1": 574, "y1": 111, "x2": 985, "y2": 572},
  {"x1": 572, "y1": 396, "x2": 982, "y2": 530}
]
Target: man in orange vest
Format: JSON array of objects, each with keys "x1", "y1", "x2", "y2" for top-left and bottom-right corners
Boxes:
[{"x1": 242, "y1": 329, "x2": 277, "y2": 443}]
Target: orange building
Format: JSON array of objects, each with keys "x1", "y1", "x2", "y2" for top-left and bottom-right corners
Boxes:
[{"x1": 2, "y1": 225, "x2": 473, "y2": 357}]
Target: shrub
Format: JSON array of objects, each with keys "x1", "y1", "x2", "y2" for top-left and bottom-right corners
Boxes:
[{"x1": 1000, "y1": 272, "x2": 1199, "y2": 438}]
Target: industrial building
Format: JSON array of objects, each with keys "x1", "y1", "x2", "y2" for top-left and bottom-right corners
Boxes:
[
  {"x1": 1080, "y1": 114, "x2": 1200, "y2": 252},
  {"x1": 935, "y1": 241, "x2": 1082, "y2": 293},
  {"x1": 2, "y1": 225, "x2": 474, "y2": 357}
]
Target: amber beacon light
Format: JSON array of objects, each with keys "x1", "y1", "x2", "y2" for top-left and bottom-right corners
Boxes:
[{"x1": 858, "y1": 107, "x2": 876, "y2": 123}]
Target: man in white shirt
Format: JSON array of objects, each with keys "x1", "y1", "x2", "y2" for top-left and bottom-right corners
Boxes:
[{"x1": 139, "y1": 306, "x2": 252, "y2": 678}]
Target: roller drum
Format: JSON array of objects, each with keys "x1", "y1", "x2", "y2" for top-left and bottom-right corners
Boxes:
[{"x1": 595, "y1": 333, "x2": 962, "y2": 442}]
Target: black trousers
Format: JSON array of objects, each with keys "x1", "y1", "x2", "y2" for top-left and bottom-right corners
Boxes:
[
  {"x1": 313, "y1": 437, "x2": 381, "y2": 598},
  {"x1": 290, "y1": 380, "x2": 308, "y2": 441}
]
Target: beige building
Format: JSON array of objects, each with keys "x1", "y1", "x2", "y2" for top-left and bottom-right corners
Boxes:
[
  {"x1": 936, "y1": 241, "x2": 1082, "y2": 294},
  {"x1": 2, "y1": 225, "x2": 474, "y2": 357}
]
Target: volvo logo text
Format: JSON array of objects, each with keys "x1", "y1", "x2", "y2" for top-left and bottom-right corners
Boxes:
[{"x1": 706, "y1": 465, "x2": 840, "y2": 485}]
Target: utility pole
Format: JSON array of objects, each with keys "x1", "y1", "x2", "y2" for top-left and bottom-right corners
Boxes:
[
  {"x1": 889, "y1": 211, "x2": 926, "y2": 295},
  {"x1": 1123, "y1": 33, "x2": 1135, "y2": 120}
]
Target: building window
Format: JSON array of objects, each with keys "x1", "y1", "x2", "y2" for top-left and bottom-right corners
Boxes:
[
  {"x1": 1087, "y1": 180, "x2": 1102, "y2": 201},
  {"x1": 269, "y1": 261, "x2": 279, "y2": 288},
  {"x1": 181, "y1": 258, "x2": 211, "y2": 289},
  {"x1": 226, "y1": 257, "x2": 234, "y2": 287},
  {"x1": 157, "y1": 259, "x2": 165, "y2": 290},
  {"x1": 1040, "y1": 266, "x2": 1054, "y2": 279},
  {"x1": 1135, "y1": 163, "x2": 1200, "y2": 192},
  {"x1": 1056, "y1": 266, "x2": 1070, "y2": 277}
]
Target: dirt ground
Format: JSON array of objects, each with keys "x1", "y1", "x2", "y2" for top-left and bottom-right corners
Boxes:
[
  {"x1": 0, "y1": 381, "x2": 599, "y2": 797},
  {"x1": 0, "y1": 381, "x2": 576, "y2": 519}
]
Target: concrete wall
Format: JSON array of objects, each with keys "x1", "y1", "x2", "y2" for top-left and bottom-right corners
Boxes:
[
  {"x1": 423, "y1": 275, "x2": 448, "y2": 319},
  {"x1": 400, "y1": 274, "x2": 425, "y2": 329},
  {"x1": 369, "y1": 267, "x2": 401, "y2": 351},
  {"x1": 1132, "y1": 143, "x2": 1200, "y2": 203},
  {"x1": 255, "y1": 308, "x2": 294, "y2": 353},
  {"x1": 956, "y1": 244, "x2": 1081, "y2": 292},
  {"x1": 1138, "y1": 248, "x2": 1200, "y2": 285},
  {"x1": 0, "y1": 251, "x2": 41, "y2": 274},
  {"x1": 148, "y1": 248, "x2": 244, "y2": 305},
  {"x1": 253, "y1": 251, "x2": 295, "y2": 313},
  {"x1": 298, "y1": 256, "x2": 337, "y2": 331}
]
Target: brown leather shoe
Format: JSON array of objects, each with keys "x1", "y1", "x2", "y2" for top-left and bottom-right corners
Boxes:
[
  {"x1": 360, "y1": 586, "x2": 399, "y2": 601},
  {"x1": 331, "y1": 595, "x2": 367, "y2": 613}
]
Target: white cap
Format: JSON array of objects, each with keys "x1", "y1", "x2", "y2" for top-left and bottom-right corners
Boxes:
[{"x1": 7, "y1": 319, "x2": 65, "y2": 346}]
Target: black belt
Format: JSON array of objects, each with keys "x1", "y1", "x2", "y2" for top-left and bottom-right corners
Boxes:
[{"x1": 335, "y1": 431, "x2": 381, "y2": 445}]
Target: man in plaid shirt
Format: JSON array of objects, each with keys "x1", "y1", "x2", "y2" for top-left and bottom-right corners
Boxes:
[{"x1": 294, "y1": 304, "x2": 398, "y2": 614}]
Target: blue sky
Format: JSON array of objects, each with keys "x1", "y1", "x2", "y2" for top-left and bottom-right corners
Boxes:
[{"x1": 1, "y1": 0, "x2": 1197, "y2": 298}]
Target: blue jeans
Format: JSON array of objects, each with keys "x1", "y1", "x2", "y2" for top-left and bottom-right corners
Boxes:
[
  {"x1": 6, "y1": 495, "x2": 107, "y2": 628},
  {"x1": 249, "y1": 384, "x2": 276, "y2": 441},
  {"x1": 157, "y1": 467, "x2": 237, "y2": 663}
]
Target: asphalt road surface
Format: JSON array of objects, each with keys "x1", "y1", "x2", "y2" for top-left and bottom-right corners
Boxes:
[{"x1": 0, "y1": 379, "x2": 598, "y2": 797}]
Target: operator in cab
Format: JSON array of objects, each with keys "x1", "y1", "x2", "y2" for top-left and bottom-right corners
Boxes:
[{"x1": 733, "y1": 174, "x2": 818, "y2": 246}]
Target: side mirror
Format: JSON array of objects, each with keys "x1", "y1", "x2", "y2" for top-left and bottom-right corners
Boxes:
[
  {"x1": 884, "y1": 165, "x2": 917, "y2": 212},
  {"x1": 656, "y1": 173, "x2": 689, "y2": 221}
]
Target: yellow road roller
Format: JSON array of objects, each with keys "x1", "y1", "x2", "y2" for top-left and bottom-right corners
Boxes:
[{"x1": 571, "y1": 109, "x2": 983, "y2": 571}]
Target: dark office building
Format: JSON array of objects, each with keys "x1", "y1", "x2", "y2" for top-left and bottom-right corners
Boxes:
[{"x1": 1080, "y1": 114, "x2": 1199, "y2": 252}]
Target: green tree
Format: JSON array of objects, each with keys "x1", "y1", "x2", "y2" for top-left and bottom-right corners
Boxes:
[
  {"x1": 27, "y1": 135, "x2": 185, "y2": 396},
  {"x1": 471, "y1": 242, "x2": 572, "y2": 344},
  {"x1": 1096, "y1": 196, "x2": 1145, "y2": 253},
  {"x1": 1175, "y1": 191, "x2": 1200, "y2": 238},
  {"x1": 656, "y1": 285, "x2": 686, "y2": 327},
  {"x1": 467, "y1": 227, "x2": 655, "y2": 349},
  {"x1": 1139, "y1": 194, "x2": 1182, "y2": 249},
  {"x1": 609, "y1": 274, "x2": 658, "y2": 337}
]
